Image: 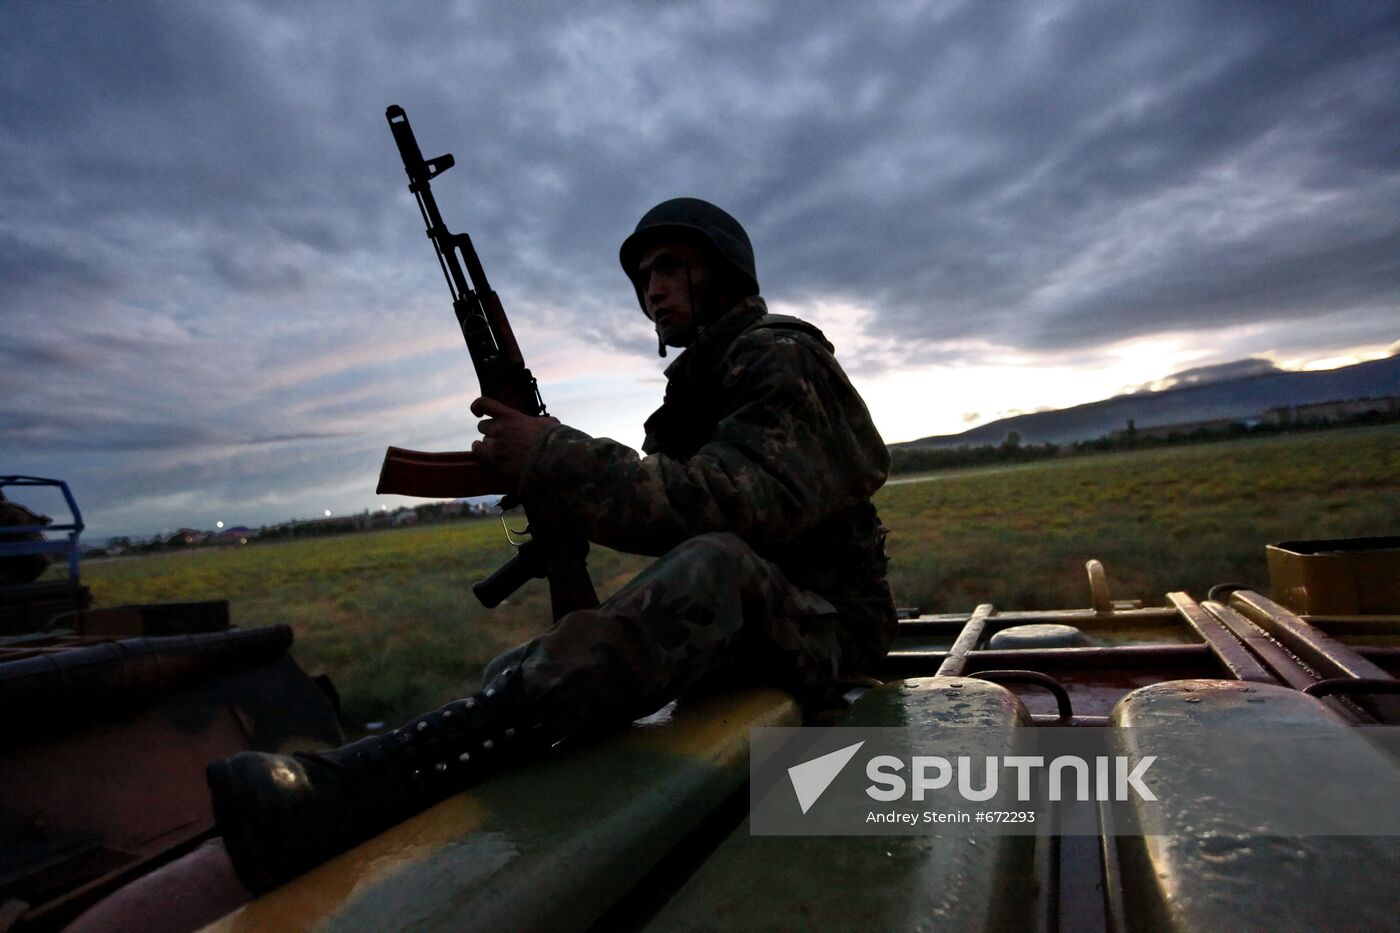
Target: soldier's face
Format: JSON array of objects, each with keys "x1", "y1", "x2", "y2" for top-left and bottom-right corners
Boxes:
[{"x1": 636, "y1": 242, "x2": 711, "y2": 348}]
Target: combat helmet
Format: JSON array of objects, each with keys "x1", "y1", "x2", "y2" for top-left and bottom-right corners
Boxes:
[{"x1": 619, "y1": 198, "x2": 759, "y2": 312}]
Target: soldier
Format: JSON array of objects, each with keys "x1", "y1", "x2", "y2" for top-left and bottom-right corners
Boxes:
[
  {"x1": 0, "y1": 490, "x2": 53, "y2": 585},
  {"x1": 208, "y1": 198, "x2": 897, "y2": 892}
]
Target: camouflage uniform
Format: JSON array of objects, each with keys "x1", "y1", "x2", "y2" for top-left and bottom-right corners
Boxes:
[{"x1": 485, "y1": 296, "x2": 897, "y2": 734}]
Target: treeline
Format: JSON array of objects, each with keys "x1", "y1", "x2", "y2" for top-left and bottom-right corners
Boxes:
[
  {"x1": 888, "y1": 407, "x2": 1400, "y2": 476},
  {"x1": 251, "y1": 501, "x2": 492, "y2": 544},
  {"x1": 889, "y1": 433, "x2": 1061, "y2": 474},
  {"x1": 89, "y1": 500, "x2": 494, "y2": 558}
]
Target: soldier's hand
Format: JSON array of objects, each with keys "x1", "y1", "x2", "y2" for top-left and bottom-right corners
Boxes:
[{"x1": 470, "y1": 397, "x2": 561, "y2": 484}]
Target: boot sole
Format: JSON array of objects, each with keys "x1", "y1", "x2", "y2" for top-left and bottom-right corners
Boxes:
[{"x1": 206, "y1": 757, "x2": 278, "y2": 895}]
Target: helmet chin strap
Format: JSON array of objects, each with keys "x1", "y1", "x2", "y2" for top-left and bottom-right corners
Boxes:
[{"x1": 652, "y1": 260, "x2": 709, "y2": 360}]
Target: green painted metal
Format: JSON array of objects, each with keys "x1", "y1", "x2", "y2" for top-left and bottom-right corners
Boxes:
[
  {"x1": 177, "y1": 545, "x2": 1400, "y2": 930},
  {"x1": 645, "y1": 677, "x2": 1037, "y2": 933},
  {"x1": 205, "y1": 689, "x2": 797, "y2": 933},
  {"x1": 1109, "y1": 679, "x2": 1400, "y2": 933}
]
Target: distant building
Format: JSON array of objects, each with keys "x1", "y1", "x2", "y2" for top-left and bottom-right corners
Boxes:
[
  {"x1": 209, "y1": 526, "x2": 256, "y2": 546},
  {"x1": 1106, "y1": 395, "x2": 1400, "y2": 442},
  {"x1": 1110, "y1": 416, "x2": 1251, "y2": 440},
  {"x1": 1268, "y1": 396, "x2": 1400, "y2": 425}
]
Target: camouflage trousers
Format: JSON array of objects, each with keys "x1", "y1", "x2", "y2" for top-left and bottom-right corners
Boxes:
[{"x1": 482, "y1": 532, "x2": 844, "y2": 736}]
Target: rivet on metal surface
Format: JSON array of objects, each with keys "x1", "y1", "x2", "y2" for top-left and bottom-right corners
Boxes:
[
  {"x1": 443, "y1": 710, "x2": 452, "y2": 718},
  {"x1": 417, "y1": 721, "x2": 429, "y2": 732},
  {"x1": 435, "y1": 762, "x2": 447, "y2": 772},
  {"x1": 504, "y1": 727, "x2": 516, "y2": 738},
  {"x1": 485, "y1": 688, "x2": 496, "y2": 697},
  {"x1": 482, "y1": 739, "x2": 495, "y2": 750},
  {"x1": 458, "y1": 752, "x2": 471, "y2": 763},
  {"x1": 465, "y1": 698, "x2": 477, "y2": 708}
]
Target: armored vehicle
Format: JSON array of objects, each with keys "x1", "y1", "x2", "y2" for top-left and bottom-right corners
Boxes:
[
  {"x1": 0, "y1": 478, "x2": 342, "y2": 931},
  {"x1": 4, "y1": 475, "x2": 1397, "y2": 931}
]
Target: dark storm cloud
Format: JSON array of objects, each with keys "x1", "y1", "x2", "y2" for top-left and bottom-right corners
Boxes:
[
  {"x1": 454, "y1": 0, "x2": 1399, "y2": 358},
  {"x1": 736, "y1": 2, "x2": 1400, "y2": 352},
  {"x1": 3, "y1": 0, "x2": 1397, "y2": 535}
]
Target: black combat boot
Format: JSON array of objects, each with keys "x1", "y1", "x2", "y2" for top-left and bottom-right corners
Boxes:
[{"x1": 206, "y1": 667, "x2": 554, "y2": 893}]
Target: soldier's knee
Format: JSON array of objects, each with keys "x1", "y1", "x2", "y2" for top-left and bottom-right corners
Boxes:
[
  {"x1": 652, "y1": 533, "x2": 777, "y2": 589},
  {"x1": 670, "y1": 531, "x2": 757, "y2": 566}
]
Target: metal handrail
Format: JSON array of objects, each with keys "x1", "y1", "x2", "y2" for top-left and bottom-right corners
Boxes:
[
  {"x1": 0, "y1": 475, "x2": 85, "y2": 582},
  {"x1": 974, "y1": 669, "x2": 1074, "y2": 720}
]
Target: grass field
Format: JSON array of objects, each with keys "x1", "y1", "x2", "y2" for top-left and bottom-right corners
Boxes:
[
  {"x1": 72, "y1": 423, "x2": 1400, "y2": 728},
  {"x1": 881, "y1": 423, "x2": 1399, "y2": 611}
]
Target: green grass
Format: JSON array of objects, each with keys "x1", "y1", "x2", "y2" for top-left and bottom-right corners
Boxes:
[
  {"x1": 881, "y1": 424, "x2": 1400, "y2": 612},
  {"x1": 77, "y1": 520, "x2": 650, "y2": 729},
  {"x1": 71, "y1": 423, "x2": 1400, "y2": 727}
]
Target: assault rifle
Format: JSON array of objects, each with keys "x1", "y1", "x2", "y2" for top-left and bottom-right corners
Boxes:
[{"x1": 376, "y1": 105, "x2": 595, "y2": 619}]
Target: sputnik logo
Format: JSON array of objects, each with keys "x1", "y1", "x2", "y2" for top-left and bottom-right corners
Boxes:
[{"x1": 787, "y1": 741, "x2": 865, "y2": 814}]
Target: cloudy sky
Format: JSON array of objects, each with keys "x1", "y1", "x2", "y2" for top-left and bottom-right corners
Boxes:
[{"x1": 3, "y1": 1, "x2": 1397, "y2": 539}]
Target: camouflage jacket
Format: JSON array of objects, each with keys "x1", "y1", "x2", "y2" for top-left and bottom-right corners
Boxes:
[{"x1": 519, "y1": 296, "x2": 897, "y2": 673}]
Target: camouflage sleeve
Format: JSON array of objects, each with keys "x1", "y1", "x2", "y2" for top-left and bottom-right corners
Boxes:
[{"x1": 518, "y1": 328, "x2": 888, "y2": 556}]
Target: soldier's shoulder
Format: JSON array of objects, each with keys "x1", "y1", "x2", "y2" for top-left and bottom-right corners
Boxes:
[
  {"x1": 718, "y1": 317, "x2": 844, "y2": 392},
  {"x1": 728, "y1": 314, "x2": 833, "y2": 360}
]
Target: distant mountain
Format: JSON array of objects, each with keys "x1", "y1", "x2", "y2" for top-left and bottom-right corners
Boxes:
[
  {"x1": 894, "y1": 354, "x2": 1400, "y2": 448},
  {"x1": 1139, "y1": 357, "x2": 1282, "y2": 391}
]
